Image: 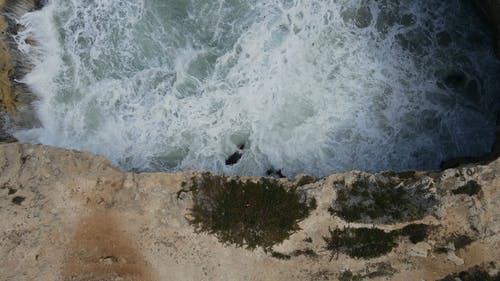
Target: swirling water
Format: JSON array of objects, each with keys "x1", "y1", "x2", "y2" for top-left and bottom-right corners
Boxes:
[{"x1": 13, "y1": 0, "x2": 500, "y2": 177}]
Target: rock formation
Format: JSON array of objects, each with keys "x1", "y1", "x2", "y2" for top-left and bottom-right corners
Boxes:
[
  {"x1": 0, "y1": 143, "x2": 498, "y2": 280},
  {"x1": 0, "y1": 1, "x2": 499, "y2": 280}
]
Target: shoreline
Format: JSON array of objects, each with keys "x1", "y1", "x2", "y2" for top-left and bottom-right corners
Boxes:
[
  {"x1": 0, "y1": 1, "x2": 499, "y2": 170},
  {"x1": 0, "y1": 2, "x2": 498, "y2": 280},
  {"x1": 0, "y1": 142, "x2": 499, "y2": 280},
  {"x1": 0, "y1": 0, "x2": 41, "y2": 142}
]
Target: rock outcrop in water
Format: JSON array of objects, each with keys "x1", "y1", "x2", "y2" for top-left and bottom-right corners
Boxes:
[{"x1": 0, "y1": 142, "x2": 499, "y2": 281}]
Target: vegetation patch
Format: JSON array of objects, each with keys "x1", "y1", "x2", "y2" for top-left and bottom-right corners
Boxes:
[
  {"x1": 271, "y1": 251, "x2": 291, "y2": 260},
  {"x1": 303, "y1": 237, "x2": 313, "y2": 243},
  {"x1": 438, "y1": 265, "x2": 499, "y2": 281},
  {"x1": 434, "y1": 234, "x2": 475, "y2": 253},
  {"x1": 330, "y1": 177, "x2": 437, "y2": 223},
  {"x1": 381, "y1": 170, "x2": 416, "y2": 179},
  {"x1": 291, "y1": 248, "x2": 318, "y2": 258},
  {"x1": 310, "y1": 270, "x2": 335, "y2": 281},
  {"x1": 325, "y1": 224, "x2": 430, "y2": 259},
  {"x1": 186, "y1": 174, "x2": 315, "y2": 251},
  {"x1": 451, "y1": 235, "x2": 475, "y2": 250},
  {"x1": 452, "y1": 180, "x2": 481, "y2": 196},
  {"x1": 11, "y1": 196, "x2": 25, "y2": 205},
  {"x1": 338, "y1": 270, "x2": 362, "y2": 281},
  {"x1": 398, "y1": 224, "x2": 429, "y2": 244},
  {"x1": 338, "y1": 263, "x2": 396, "y2": 281},
  {"x1": 324, "y1": 227, "x2": 398, "y2": 259},
  {"x1": 295, "y1": 175, "x2": 317, "y2": 186}
]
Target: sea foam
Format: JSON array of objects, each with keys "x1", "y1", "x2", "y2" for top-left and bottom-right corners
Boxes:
[{"x1": 14, "y1": 0, "x2": 500, "y2": 177}]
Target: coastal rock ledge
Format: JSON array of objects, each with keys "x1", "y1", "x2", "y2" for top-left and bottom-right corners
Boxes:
[{"x1": 0, "y1": 143, "x2": 498, "y2": 281}]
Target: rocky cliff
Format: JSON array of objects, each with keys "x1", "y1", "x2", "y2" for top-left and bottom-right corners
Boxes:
[
  {"x1": 0, "y1": 143, "x2": 498, "y2": 281},
  {"x1": 0, "y1": 1, "x2": 499, "y2": 280}
]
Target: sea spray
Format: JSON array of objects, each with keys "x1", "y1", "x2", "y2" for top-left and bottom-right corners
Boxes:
[{"x1": 13, "y1": 0, "x2": 500, "y2": 177}]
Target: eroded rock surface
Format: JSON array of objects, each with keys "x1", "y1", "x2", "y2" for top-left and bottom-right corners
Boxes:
[{"x1": 0, "y1": 143, "x2": 498, "y2": 281}]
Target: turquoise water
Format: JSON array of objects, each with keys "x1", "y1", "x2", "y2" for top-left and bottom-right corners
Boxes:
[{"x1": 14, "y1": 0, "x2": 500, "y2": 176}]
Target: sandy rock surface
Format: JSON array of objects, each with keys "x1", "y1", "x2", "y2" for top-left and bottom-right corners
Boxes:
[{"x1": 0, "y1": 143, "x2": 498, "y2": 281}]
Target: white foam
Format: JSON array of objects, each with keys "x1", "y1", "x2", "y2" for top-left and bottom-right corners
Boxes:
[{"x1": 14, "y1": 0, "x2": 500, "y2": 176}]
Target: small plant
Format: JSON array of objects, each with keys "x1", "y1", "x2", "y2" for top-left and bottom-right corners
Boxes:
[
  {"x1": 324, "y1": 227, "x2": 398, "y2": 259},
  {"x1": 325, "y1": 224, "x2": 431, "y2": 259},
  {"x1": 271, "y1": 251, "x2": 291, "y2": 260},
  {"x1": 330, "y1": 177, "x2": 436, "y2": 223},
  {"x1": 291, "y1": 248, "x2": 318, "y2": 258},
  {"x1": 399, "y1": 224, "x2": 429, "y2": 244},
  {"x1": 452, "y1": 180, "x2": 481, "y2": 196},
  {"x1": 338, "y1": 263, "x2": 396, "y2": 281},
  {"x1": 365, "y1": 262, "x2": 397, "y2": 278},
  {"x1": 338, "y1": 270, "x2": 363, "y2": 281},
  {"x1": 438, "y1": 265, "x2": 499, "y2": 281},
  {"x1": 436, "y1": 234, "x2": 475, "y2": 251},
  {"x1": 187, "y1": 174, "x2": 314, "y2": 251}
]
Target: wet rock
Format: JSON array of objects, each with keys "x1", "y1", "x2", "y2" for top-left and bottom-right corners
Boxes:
[
  {"x1": 0, "y1": 131, "x2": 17, "y2": 143},
  {"x1": 294, "y1": 174, "x2": 317, "y2": 186},
  {"x1": 225, "y1": 151, "x2": 242, "y2": 165},
  {"x1": 225, "y1": 144, "x2": 246, "y2": 166},
  {"x1": 266, "y1": 168, "x2": 285, "y2": 178}
]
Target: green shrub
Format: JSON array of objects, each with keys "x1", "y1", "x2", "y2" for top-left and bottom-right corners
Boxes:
[
  {"x1": 438, "y1": 265, "x2": 499, "y2": 281},
  {"x1": 452, "y1": 180, "x2": 481, "y2": 196},
  {"x1": 271, "y1": 251, "x2": 291, "y2": 260},
  {"x1": 324, "y1": 227, "x2": 398, "y2": 259},
  {"x1": 325, "y1": 224, "x2": 431, "y2": 259},
  {"x1": 330, "y1": 178, "x2": 436, "y2": 223},
  {"x1": 291, "y1": 248, "x2": 318, "y2": 258},
  {"x1": 187, "y1": 174, "x2": 314, "y2": 251},
  {"x1": 399, "y1": 224, "x2": 429, "y2": 244}
]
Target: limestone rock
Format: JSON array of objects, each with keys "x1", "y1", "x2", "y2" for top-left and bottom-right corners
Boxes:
[
  {"x1": 407, "y1": 242, "x2": 432, "y2": 258},
  {"x1": 0, "y1": 143, "x2": 498, "y2": 281}
]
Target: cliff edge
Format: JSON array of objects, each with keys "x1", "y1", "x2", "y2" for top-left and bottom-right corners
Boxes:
[{"x1": 0, "y1": 143, "x2": 498, "y2": 281}]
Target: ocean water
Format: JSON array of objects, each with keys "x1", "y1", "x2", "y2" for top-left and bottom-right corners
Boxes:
[{"x1": 13, "y1": 0, "x2": 500, "y2": 177}]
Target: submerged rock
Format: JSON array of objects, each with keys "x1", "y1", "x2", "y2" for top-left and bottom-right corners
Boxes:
[{"x1": 225, "y1": 151, "x2": 242, "y2": 165}]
